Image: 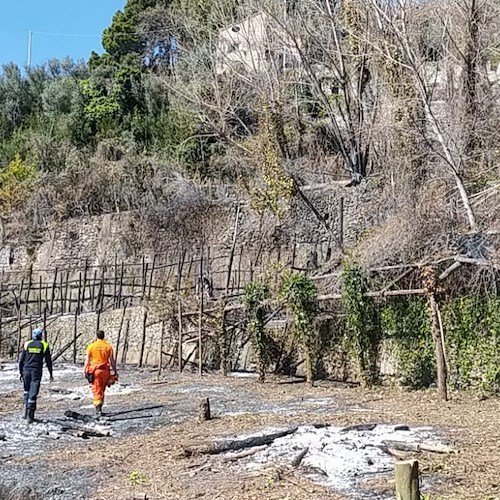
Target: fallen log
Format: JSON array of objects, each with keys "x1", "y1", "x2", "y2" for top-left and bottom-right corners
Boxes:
[
  {"x1": 54, "y1": 419, "x2": 111, "y2": 438},
  {"x1": 224, "y1": 445, "x2": 268, "y2": 462},
  {"x1": 291, "y1": 447, "x2": 309, "y2": 468},
  {"x1": 182, "y1": 426, "x2": 298, "y2": 457},
  {"x1": 383, "y1": 440, "x2": 455, "y2": 454},
  {"x1": 341, "y1": 423, "x2": 377, "y2": 432}
]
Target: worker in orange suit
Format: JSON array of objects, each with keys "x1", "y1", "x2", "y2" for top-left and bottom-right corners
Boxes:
[{"x1": 84, "y1": 330, "x2": 118, "y2": 416}]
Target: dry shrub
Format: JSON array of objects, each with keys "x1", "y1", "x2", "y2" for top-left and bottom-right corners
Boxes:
[{"x1": 353, "y1": 183, "x2": 459, "y2": 267}]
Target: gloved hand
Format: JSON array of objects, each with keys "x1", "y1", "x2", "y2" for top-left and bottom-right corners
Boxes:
[
  {"x1": 19, "y1": 374, "x2": 23, "y2": 382},
  {"x1": 49, "y1": 374, "x2": 54, "y2": 383}
]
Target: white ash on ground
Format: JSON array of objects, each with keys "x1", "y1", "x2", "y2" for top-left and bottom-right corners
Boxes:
[{"x1": 225, "y1": 424, "x2": 445, "y2": 498}]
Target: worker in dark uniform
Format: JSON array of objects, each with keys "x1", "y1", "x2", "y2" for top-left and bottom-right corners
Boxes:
[{"x1": 19, "y1": 328, "x2": 54, "y2": 423}]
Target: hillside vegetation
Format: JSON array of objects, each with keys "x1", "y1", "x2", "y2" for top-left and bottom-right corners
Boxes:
[{"x1": 0, "y1": 0, "x2": 499, "y2": 256}]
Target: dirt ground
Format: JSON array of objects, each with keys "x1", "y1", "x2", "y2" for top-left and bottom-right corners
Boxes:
[{"x1": 1, "y1": 366, "x2": 499, "y2": 500}]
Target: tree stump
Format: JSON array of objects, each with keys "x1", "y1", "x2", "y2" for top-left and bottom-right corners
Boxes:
[
  {"x1": 395, "y1": 460, "x2": 420, "y2": 500},
  {"x1": 199, "y1": 397, "x2": 211, "y2": 421}
]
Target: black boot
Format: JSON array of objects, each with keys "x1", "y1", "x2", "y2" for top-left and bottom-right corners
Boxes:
[
  {"x1": 95, "y1": 404, "x2": 103, "y2": 417},
  {"x1": 27, "y1": 408, "x2": 35, "y2": 424},
  {"x1": 22, "y1": 407, "x2": 28, "y2": 419}
]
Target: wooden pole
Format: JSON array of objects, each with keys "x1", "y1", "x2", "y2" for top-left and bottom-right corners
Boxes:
[
  {"x1": 64, "y1": 269, "x2": 70, "y2": 313},
  {"x1": 81, "y1": 259, "x2": 88, "y2": 306},
  {"x1": 72, "y1": 309, "x2": 78, "y2": 364},
  {"x1": 158, "y1": 320, "x2": 165, "y2": 377},
  {"x1": 59, "y1": 271, "x2": 64, "y2": 314},
  {"x1": 16, "y1": 307, "x2": 22, "y2": 357},
  {"x1": 177, "y1": 250, "x2": 186, "y2": 372},
  {"x1": 148, "y1": 254, "x2": 156, "y2": 299},
  {"x1": 198, "y1": 249, "x2": 204, "y2": 377},
  {"x1": 395, "y1": 460, "x2": 420, "y2": 500},
  {"x1": 139, "y1": 308, "x2": 148, "y2": 368},
  {"x1": 49, "y1": 268, "x2": 58, "y2": 314},
  {"x1": 25, "y1": 266, "x2": 33, "y2": 315},
  {"x1": 121, "y1": 318, "x2": 130, "y2": 365},
  {"x1": 339, "y1": 196, "x2": 344, "y2": 249},
  {"x1": 117, "y1": 262, "x2": 124, "y2": 309},
  {"x1": 113, "y1": 254, "x2": 118, "y2": 308},
  {"x1": 115, "y1": 303, "x2": 127, "y2": 363}
]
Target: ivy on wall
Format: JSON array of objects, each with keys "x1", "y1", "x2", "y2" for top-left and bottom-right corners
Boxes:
[
  {"x1": 380, "y1": 298, "x2": 435, "y2": 389},
  {"x1": 442, "y1": 296, "x2": 500, "y2": 393},
  {"x1": 341, "y1": 262, "x2": 380, "y2": 386}
]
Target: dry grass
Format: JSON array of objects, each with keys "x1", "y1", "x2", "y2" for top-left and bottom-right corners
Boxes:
[{"x1": 20, "y1": 373, "x2": 499, "y2": 500}]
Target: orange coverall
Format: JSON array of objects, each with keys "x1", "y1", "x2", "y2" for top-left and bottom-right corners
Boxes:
[{"x1": 84, "y1": 339, "x2": 115, "y2": 408}]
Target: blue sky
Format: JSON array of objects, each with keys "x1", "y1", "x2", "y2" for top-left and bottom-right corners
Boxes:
[{"x1": 0, "y1": 0, "x2": 126, "y2": 68}]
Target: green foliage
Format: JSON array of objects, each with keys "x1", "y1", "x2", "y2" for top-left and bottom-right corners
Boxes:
[
  {"x1": 442, "y1": 296, "x2": 500, "y2": 393},
  {"x1": 251, "y1": 102, "x2": 295, "y2": 216},
  {"x1": 381, "y1": 298, "x2": 435, "y2": 388},
  {"x1": 281, "y1": 272, "x2": 318, "y2": 385},
  {"x1": 0, "y1": 154, "x2": 38, "y2": 213},
  {"x1": 341, "y1": 262, "x2": 380, "y2": 387},
  {"x1": 244, "y1": 282, "x2": 271, "y2": 382}
]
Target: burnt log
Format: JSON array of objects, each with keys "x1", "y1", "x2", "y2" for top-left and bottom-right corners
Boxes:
[{"x1": 182, "y1": 426, "x2": 298, "y2": 457}]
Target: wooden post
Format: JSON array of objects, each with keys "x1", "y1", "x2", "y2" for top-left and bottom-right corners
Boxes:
[
  {"x1": 339, "y1": 196, "x2": 344, "y2": 249},
  {"x1": 121, "y1": 318, "x2": 130, "y2": 365},
  {"x1": 115, "y1": 303, "x2": 127, "y2": 363},
  {"x1": 139, "y1": 308, "x2": 148, "y2": 367},
  {"x1": 38, "y1": 275, "x2": 42, "y2": 316},
  {"x1": 90, "y1": 269, "x2": 97, "y2": 310},
  {"x1": 395, "y1": 460, "x2": 420, "y2": 500},
  {"x1": 25, "y1": 266, "x2": 33, "y2": 315},
  {"x1": 59, "y1": 271, "x2": 64, "y2": 314},
  {"x1": 199, "y1": 397, "x2": 211, "y2": 421},
  {"x1": 81, "y1": 259, "x2": 88, "y2": 306},
  {"x1": 117, "y1": 262, "x2": 124, "y2": 309},
  {"x1": 64, "y1": 269, "x2": 70, "y2": 313},
  {"x1": 16, "y1": 307, "x2": 22, "y2": 357},
  {"x1": 72, "y1": 309, "x2": 78, "y2": 364},
  {"x1": 158, "y1": 320, "x2": 165, "y2": 377},
  {"x1": 177, "y1": 250, "x2": 186, "y2": 372},
  {"x1": 198, "y1": 250, "x2": 204, "y2": 377},
  {"x1": 43, "y1": 307, "x2": 47, "y2": 339},
  {"x1": 49, "y1": 268, "x2": 58, "y2": 314},
  {"x1": 148, "y1": 254, "x2": 156, "y2": 299},
  {"x1": 113, "y1": 254, "x2": 118, "y2": 308}
]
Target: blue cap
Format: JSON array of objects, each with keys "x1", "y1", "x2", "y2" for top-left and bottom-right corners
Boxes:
[{"x1": 32, "y1": 328, "x2": 44, "y2": 340}]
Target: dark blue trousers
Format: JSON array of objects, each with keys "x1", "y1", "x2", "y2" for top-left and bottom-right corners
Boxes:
[{"x1": 23, "y1": 370, "x2": 42, "y2": 410}]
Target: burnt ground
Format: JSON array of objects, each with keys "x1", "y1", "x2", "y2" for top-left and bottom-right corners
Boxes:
[{"x1": 0, "y1": 363, "x2": 499, "y2": 500}]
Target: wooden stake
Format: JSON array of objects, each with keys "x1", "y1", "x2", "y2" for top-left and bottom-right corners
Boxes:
[
  {"x1": 198, "y1": 249, "x2": 204, "y2": 377},
  {"x1": 115, "y1": 303, "x2": 127, "y2": 363},
  {"x1": 339, "y1": 196, "x2": 344, "y2": 249},
  {"x1": 198, "y1": 397, "x2": 211, "y2": 421},
  {"x1": 177, "y1": 250, "x2": 186, "y2": 372},
  {"x1": 139, "y1": 308, "x2": 148, "y2": 367},
  {"x1": 148, "y1": 254, "x2": 156, "y2": 299},
  {"x1": 395, "y1": 460, "x2": 420, "y2": 500},
  {"x1": 49, "y1": 268, "x2": 58, "y2": 314},
  {"x1": 158, "y1": 320, "x2": 165, "y2": 377},
  {"x1": 59, "y1": 271, "x2": 64, "y2": 314},
  {"x1": 72, "y1": 309, "x2": 78, "y2": 364},
  {"x1": 16, "y1": 307, "x2": 22, "y2": 356},
  {"x1": 121, "y1": 318, "x2": 130, "y2": 365},
  {"x1": 38, "y1": 275, "x2": 42, "y2": 316},
  {"x1": 25, "y1": 265, "x2": 33, "y2": 315}
]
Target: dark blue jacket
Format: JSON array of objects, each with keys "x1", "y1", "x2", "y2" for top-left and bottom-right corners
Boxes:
[{"x1": 19, "y1": 339, "x2": 53, "y2": 376}]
